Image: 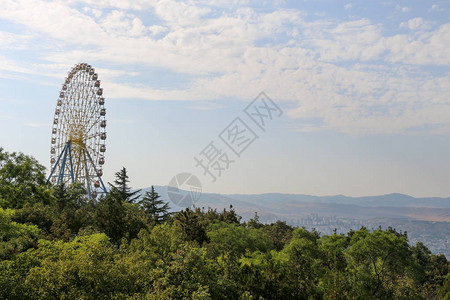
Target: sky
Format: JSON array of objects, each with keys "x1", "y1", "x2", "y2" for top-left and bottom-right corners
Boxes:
[{"x1": 0, "y1": 0, "x2": 450, "y2": 197}]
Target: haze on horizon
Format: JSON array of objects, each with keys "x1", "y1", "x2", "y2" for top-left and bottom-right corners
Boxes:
[{"x1": 0, "y1": 0, "x2": 449, "y2": 198}]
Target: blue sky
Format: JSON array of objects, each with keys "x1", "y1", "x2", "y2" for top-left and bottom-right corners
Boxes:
[{"x1": 0, "y1": 0, "x2": 449, "y2": 197}]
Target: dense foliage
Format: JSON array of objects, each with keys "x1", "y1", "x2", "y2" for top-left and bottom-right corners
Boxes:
[{"x1": 0, "y1": 148, "x2": 448, "y2": 299}]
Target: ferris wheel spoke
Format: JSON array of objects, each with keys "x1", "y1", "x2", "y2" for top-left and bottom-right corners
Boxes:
[{"x1": 85, "y1": 116, "x2": 101, "y2": 135}]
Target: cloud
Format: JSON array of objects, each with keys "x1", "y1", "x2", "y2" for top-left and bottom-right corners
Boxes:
[
  {"x1": 396, "y1": 5, "x2": 411, "y2": 13},
  {"x1": 0, "y1": 0, "x2": 106, "y2": 46},
  {"x1": 386, "y1": 23, "x2": 450, "y2": 65},
  {"x1": 430, "y1": 4, "x2": 444, "y2": 12},
  {"x1": 104, "y1": 81, "x2": 202, "y2": 101},
  {"x1": 0, "y1": 31, "x2": 31, "y2": 50},
  {"x1": 305, "y1": 18, "x2": 385, "y2": 62},
  {"x1": 0, "y1": 114, "x2": 15, "y2": 120},
  {"x1": 95, "y1": 67, "x2": 140, "y2": 79},
  {"x1": 0, "y1": 0, "x2": 449, "y2": 135},
  {"x1": 100, "y1": 10, "x2": 148, "y2": 37},
  {"x1": 0, "y1": 55, "x2": 38, "y2": 76},
  {"x1": 400, "y1": 17, "x2": 431, "y2": 31},
  {"x1": 83, "y1": 6, "x2": 103, "y2": 18}
]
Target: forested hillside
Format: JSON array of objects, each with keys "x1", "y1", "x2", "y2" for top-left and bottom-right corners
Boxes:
[{"x1": 0, "y1": 148, "x2": 449, "y2": 299}]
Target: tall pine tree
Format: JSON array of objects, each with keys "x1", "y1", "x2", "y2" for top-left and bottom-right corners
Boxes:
[
  {"x1": 108, "y1": 167, "x2": 141, "y2": 203},
  {"x1": 139, "y1": 186, "x2": 170, "y2": 224}
]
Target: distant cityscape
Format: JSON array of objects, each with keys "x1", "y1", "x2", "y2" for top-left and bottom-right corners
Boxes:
[{"x1": 270, "y1": 214, "x2": 449, "y2": 257}]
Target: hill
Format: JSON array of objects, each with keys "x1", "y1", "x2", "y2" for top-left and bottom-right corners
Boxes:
[{"x1": 149, "y1": 186, "x2": 450, "y2": 257}]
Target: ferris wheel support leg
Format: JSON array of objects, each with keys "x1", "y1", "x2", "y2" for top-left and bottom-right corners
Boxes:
[
  {"x1": 85, "y1": 150, "x2": 108, "y2": 194},
  {"x1": 58, "y1": 142, "x2": 70, "y2": 184},
  {"x1": 99, "y1": 177, "x2": 108, "y2": 194},
  {"x1": 67, "y1": 142, "x2": 75, "y2": 184},
  {"x1": 83, "y1": 151, "x2": 93, "y2": 199},
  {"x1": 48, "y1": 142, "x2": 67, "y2": 182}
]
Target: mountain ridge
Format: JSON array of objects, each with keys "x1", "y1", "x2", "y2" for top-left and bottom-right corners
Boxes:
[{"x1": 145, "y1": 187, "x2": 450, "y2": 210}]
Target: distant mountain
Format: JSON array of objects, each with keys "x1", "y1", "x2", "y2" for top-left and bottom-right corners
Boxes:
[
  {"x1": 148, "y1": 187, "x2": 450, "y2": 222},
  {"x1": 146, "y1": 186, "x2": 449, "y2": 256},
  {"x1": 225, "y1": 192, "x2": 450, "y2": 208}
]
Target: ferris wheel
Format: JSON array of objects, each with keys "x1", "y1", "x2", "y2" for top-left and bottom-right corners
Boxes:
[{"x1": 48, "y1": 63, "x2": 107, "y2": 198}]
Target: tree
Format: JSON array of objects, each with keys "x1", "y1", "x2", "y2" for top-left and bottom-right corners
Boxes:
[
  {"x1": 318, "y1": 233, "x2": 352, "y2": 298},
  {"x1": 439, "y1": 273, "x2": 450, "y2": 300},
  {"x1": 0, "y1": 148, "x2": 53, "y2": 209},
  {"x1": 262, "y1": 220, "x2": 294, "y2": 251},
  {"x1": 49, "y1": 182, "x2": 92, "y2": 239},
  {"x1": 207, "y1": 221, "x2": 272, "y2": 256},
  {"x1": 347, "y1": 227, "x2": 411, "y2": 298},
  {"x1": 22, "y1": 233, "x2": 138, "y2": 299},
  {"x1": 247, "y1": 211, "x2": 263, "y2": 229},
  {"x1": 0, "y1": 207, "x2": 41, "y2": 259},
  {"x1": 95, "y1": 188, "x2": 148, "y2": 245},
  {"x1": 139, "y1": 186, "x2": 170, "y2": 224},
  {"x1": 220, "y1": 205, "x2": 241, "y2": 225},
  {"x1": 174, "y1": 208, "x2": 208, "y2": 245},
  {"x1": 272, "y1": 227, "x2": 322, "y2": 299},
  {"x1": 12, "y1": 202, "x2": 55, "y2": 238},
  {"x1": 200, "y1": 206, "x2": 241, "y2": 226},
  {"x1": 108, "y1": 167, "x2": 140, "y2": 203},
  {"x1": 53, "y1": 182, "x2": 88, "y2": 211},
  {"x1": 95, "y1": 189, "x2": 127, "y2": 244}
]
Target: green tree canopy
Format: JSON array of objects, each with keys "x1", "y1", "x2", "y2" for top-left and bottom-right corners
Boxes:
[
  {"x1": 0, "y1": 207, "x2": 41, "y2": 259},
  {"x1": 0, "y1": 147, "x2": 448, "y2": 299},
  {"x1": 0, "y1": 148, "x2": 53, "y2": 209}
]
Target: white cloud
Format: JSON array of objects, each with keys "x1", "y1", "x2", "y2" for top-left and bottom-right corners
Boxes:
[
  {"x1": 400, "y1": 17, "x2": 431, "y2": 31},
  {"x1": 104, "y1": 81, "x2": 203, "y2": 101},
  {"x1": 0, "y1": 31, "x2": 31, "y2": 49},
  {"x1": 387, "y1": 23, "x2": 450, "y2": 65},
  {"x1": 0, "y1": 55, "x2": 37, "y2": 75},
  {"x1": 0, "y1": 0, "x2": 449, "y2": 135},
  {"x1": 83, "y1": 7, "x2": 103, "y2": 18},
  {"x1": 152, "y1": 0, "x2": 211, "y2": 26},
  {"x1": 69, "y1": 0, "x2": 148, "y2": 10},
  {"x1": 95, "y1": 67, "x2": 140, "y2": 79},
  {"x1": 430, "y1": 4, "x2": 444, "y2": 12},
  {"x1": 396, "y1": 5, "x2": 411, "y2": 13},
  {"x1": 100, "y1": 10, "x2": 148, "y2": 37},
  {"x1": 306, "y1": 19, "x2": 385, "y2": 62},
  {"x1": 0, "y1": 114, "x2": 15, "y2": 120},
  {"x1": 344, "y1": 3, "x2": 352, "y2": 10},
  {"x1": 195, "y1": 0, "x2": 250, "y2": 7},
  {"x1": 0, "y1": 0, "x2": 107, "y2": 46}
]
